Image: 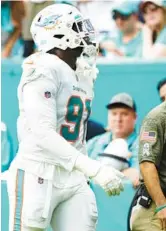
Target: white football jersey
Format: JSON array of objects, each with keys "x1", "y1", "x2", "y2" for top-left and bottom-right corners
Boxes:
[{"x1": 10, "y1": 52, "x2": 95, "y2": 188}]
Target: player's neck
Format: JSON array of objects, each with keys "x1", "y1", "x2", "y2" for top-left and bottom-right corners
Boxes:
[{"x1": 55, "y1": 52, "x2": 77, "y2": 70}]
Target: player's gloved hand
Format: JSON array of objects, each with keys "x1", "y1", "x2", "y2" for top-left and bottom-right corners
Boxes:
[
  {"x1": 91, "y1": 165, "x2": 124, "y2": 196},
  {"x1": 75, "y1": 155, "x2": 124, "y2": 196}
]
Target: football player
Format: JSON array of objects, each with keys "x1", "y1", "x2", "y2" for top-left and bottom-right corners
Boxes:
[{"x1": 7, "y1": 4, "x2": 124, "y2": 231}]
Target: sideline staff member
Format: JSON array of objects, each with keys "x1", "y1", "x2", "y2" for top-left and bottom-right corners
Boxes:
[{"x1": 131, "y1": 102, "x2": 166, "y2": 231}]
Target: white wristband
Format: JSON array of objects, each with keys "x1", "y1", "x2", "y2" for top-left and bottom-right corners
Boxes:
[{"x1": 74, "y1": 154, "x2": 101, "y2": 178}]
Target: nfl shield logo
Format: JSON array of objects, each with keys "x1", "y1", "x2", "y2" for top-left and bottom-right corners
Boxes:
[
  {"x1": 44, "y1": 91, "x2": 51, "y2": 98},
  {"x1": 38, "y1": 177, "x2": 44, "y2": 184}
]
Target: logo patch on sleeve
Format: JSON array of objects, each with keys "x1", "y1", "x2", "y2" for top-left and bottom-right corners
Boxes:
[
  {"x1": 143, "y1": 143, "x2": 150, "y2": 156},
  {"x1": 44, "y1": 91, "x2": 51, "y2": 98},
  {"x1": 141, "y1": 131, "x2": 156, "y2": 143},
  {"x1": 38, "y1": 177, "x2": 44, "y2": 184}
]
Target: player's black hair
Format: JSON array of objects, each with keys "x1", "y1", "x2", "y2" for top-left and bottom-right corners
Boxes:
[{"x1": 157, "y1": 78, "x2": 166, "y2": 92}]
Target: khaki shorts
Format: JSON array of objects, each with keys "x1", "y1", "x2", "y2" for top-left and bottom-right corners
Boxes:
[
  {"x1": 131, "y1": 200, "x2": 162, "y2": 231},
  {"x1": 22, "y1": 1, "x2": 54, "y2": 40}
]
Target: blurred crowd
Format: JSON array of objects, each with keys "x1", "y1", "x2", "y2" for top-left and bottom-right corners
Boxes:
[
  {"x1": 1, "y1": 0, "x2": 166, "y2": 59},
  {"x1": 1, "y1": 2, "x2": 166, "y2": 230}
]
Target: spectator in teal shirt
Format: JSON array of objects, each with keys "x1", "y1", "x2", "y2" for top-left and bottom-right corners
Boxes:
[
  {"x1": 101, "y1": 0, "x2": 143, "y2": 58},
  {"x1": 87, "y1": 93, "x2": 140, "y2": 188},
  {"x1": 141, "y1": 0, "x2": 166, "y2": 58}
]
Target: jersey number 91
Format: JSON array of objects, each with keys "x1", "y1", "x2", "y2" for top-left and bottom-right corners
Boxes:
[{"x1": 60, "y1": 96, "x2": 91, "y2": 142}]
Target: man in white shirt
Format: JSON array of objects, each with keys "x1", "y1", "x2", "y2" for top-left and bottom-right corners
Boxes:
[{"x1": 7, "y1": 4, "x2": 124, "y2": 231}]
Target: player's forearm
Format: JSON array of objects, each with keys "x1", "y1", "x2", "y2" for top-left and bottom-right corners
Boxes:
[
  {"x1": 32, "y1": 128, "x2": 101, "y2": 177},
  {"x1": 34, "y1": 128, "x2": 82, "y2": 171},
  {"x1": 140, "y1": 162, "x2": 166, "y2": 206}
]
